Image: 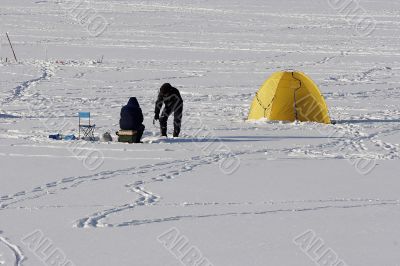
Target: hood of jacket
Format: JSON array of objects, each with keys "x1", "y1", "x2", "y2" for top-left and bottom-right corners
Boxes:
[{"x1": 127, "y1": 97, "x2": 140, "y2": 108}]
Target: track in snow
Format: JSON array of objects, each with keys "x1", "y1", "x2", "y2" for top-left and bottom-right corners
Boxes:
[{"x1": 0, "y1": 234, "x2": 25, "y2": 266}]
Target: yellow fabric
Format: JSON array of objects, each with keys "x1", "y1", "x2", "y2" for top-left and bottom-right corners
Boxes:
[{"x1": 247, "y1": 71, "x2": 331, "y2": 124}]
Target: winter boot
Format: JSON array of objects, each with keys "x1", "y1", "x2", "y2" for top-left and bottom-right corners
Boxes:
[
  {"x1": 161, "y1": 127, "x2": 167, "y2": 137},
  {"x1": 173, "y1": 128, "x2": 180, "y2": 138}
]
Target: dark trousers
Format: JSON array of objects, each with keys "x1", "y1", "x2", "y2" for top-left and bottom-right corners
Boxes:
[
  {"x1": 160, "y1": 105, "x2": 183, "y2": 137},
  {"x1": 134, "y1": 124, "x2": 145, "y2": 143}
]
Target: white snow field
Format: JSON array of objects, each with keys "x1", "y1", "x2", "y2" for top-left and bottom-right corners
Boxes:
[{"x1": 1, "y1": 0, "x2": 400, "y2": 265}]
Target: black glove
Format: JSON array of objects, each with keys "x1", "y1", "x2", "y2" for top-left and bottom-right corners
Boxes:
[{"x1": 154, "y1": 114, "x2": 159, "y2": 120}]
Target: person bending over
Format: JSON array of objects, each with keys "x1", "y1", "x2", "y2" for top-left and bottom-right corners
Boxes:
[{"x1": 154, "y1": 83, "x2": 183, "y2": 137}]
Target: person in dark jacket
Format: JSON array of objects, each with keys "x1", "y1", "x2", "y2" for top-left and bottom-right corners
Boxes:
[
  {"x1": 120, "y1": 97, "x2": 145, "y2": 143},
  {"x1": 154, "y1": 83, "x2": 183, "y2": 137}
]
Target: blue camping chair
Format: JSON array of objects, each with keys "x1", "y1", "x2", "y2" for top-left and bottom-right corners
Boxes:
[{"x1": 78, "y1": 112, "x2": 96, "y2": 140}]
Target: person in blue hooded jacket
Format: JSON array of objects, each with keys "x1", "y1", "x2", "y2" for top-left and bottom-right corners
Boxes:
[{"x1": 119, "y1": 97, "x2": 145, "y2": 143}]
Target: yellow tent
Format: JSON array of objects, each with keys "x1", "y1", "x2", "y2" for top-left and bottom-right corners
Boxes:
[{"x1": 247, "y1": 71, "x2": 331, "y2": 124}]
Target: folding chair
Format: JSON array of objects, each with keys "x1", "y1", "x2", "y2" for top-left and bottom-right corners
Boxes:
[{"x1": 78, "y1": 112, "x2": 96, "y2": 140}]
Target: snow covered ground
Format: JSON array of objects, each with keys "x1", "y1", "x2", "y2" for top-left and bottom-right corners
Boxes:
[{"x1": 1, "y1": 0, "x2": 400, "y2": 265}]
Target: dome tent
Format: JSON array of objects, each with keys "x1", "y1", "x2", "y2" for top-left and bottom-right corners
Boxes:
[{"x1": 247, "y1": 71, "x2": 331, "y2": 124}]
